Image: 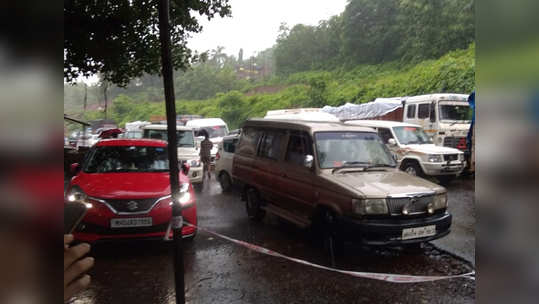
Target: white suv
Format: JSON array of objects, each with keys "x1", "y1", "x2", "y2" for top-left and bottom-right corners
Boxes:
[
  {"x1": 141, "y1": 124, "x2": 204, "y2": 187},
  {"x1": 215, "y1": 134, "x2": 239, "y2": 191},
  {"x1": 345, "y1": 120, "x2": 465, "y2": 184}
]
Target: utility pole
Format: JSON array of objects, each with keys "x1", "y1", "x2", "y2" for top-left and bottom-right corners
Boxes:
[{"x1": 158, "y1": 0, "x2": 185, "y2": 303}]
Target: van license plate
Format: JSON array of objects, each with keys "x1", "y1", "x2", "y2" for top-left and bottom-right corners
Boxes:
[
  {"x1": 402, "y1": 225, "x2": 436, "y2": 240},
  {"x1": 111, "y1": 217, "x2": 152, "y2": 228}
]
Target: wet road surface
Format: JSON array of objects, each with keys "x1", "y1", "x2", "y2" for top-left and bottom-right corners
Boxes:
[{"x1": 73, "y1": 177, "x2": 475, "y2": 304}]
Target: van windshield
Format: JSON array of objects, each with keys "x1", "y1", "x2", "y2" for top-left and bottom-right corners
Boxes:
[
  {"x1": 315, "y1": 132, "x2": 396, "y2": 169},
  {"x1": 393, "y1": 126, "x2": 432, "y2": 145},
  {"x1": 142, "y1": 129, "x2": 195, "y2": 147},
  {"x1": 198, "y1": 126, "x2": 227, "y2": 138},
  {"x1": 439, "y1": 102, "x2": 472, "y2": 122}
]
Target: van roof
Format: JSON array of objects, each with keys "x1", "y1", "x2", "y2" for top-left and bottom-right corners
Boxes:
[
  {"x1": 264, "y1": 110, "x2": 340, "y2": 122},
  {"x1": 185, "y1": 118, "x2": 227, "y2": 127},
  {"x1": 345, "y1": 120, "x2": 421, "y2": 128},
  {"x1": 142, "y1": 124, "x2": 193, "y2": 131},
  {"x1": 243, "y1": 119, "x2": 375, "y2": 133},
  {"x1": 405, "y1": 93, "x2": 468, "y2": 103}
]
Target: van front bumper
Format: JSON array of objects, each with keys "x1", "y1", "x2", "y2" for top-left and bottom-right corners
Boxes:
[
  {"x1": 421, "y1": 161, "x2": 466, "y2": 176},
  {"x1": 338, "y1": 212, "x2": 452, "y2": 246}
]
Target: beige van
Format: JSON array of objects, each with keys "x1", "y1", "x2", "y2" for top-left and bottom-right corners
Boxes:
[{"x1": 232, "y1": 119, "x2": 451, "y2": 247}]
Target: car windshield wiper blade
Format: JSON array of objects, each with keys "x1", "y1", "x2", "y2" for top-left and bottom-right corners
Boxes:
[
  {"x1": 331, "y1": 161, "x2": 371, "y2": 174},
  {"x1": 364, "y1": 163, "x2": 396, "y2": 170}
]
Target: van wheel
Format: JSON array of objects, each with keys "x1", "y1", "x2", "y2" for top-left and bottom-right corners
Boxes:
[
  {"x1": 437, "y1": 175, "x2": 456, "y2": 185},
  {"x1": 246, "y1": 188, "x2": 265, "y2": 221},
  {"x1": 402, "y1": 161, "x2": 424, "y2": 177},
  {"x1": 219, "y1": 172, "x2": 232, "y2": 192},
  {"x1": 312, "y1": 209, "x2": 344, "y2": 257}
]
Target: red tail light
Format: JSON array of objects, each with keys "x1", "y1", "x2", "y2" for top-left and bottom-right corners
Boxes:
[{"x1": 215, "y1": 152, "x2": 220, "y2": 161}]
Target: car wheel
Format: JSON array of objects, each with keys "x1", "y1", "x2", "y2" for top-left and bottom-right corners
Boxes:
[
  {"x1": 437, "y1": 175, "x2": 456, "y2": 185},
  {"x1": 219, "y1": 172, "x2": 232, "y2": 192},
  {"x1": 402, "y1": 161, "x2": 424, "y2": 177},
  {"x1": 245, "y1": 188, "x2": 265, "y2": 221}
]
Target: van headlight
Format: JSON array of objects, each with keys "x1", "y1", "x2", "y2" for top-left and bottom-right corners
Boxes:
[
  {"x1": 427, "y1": 154, "x2": 443, "y2": 163},
  {"x1": 352, "y1": 198, "x2": 388, "y2": 215},
  {"x1": 458, "y1": 153, "x2": 464, "y2": 161},
  {"x1": 433, "y1": 193, "x2": 448, "y2": 210}
]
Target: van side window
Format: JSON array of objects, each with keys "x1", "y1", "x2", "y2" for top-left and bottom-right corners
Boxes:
[
  {"x1": 285, "y1": 132, "x2": 312, "y2": 166},
  {"x1": 406, "y1": 105, "x2": 416, "y2": 118},
  {"x1": 258, "y1": 130, "x2": 283, "y2": 160},
  {"x1": 237, "y1": 127, "x2": 261, "y2": 156},
  {"x1": 377, "y1": 128, "x2": 394, "y2": 144},
  {"x1": 223, "y1": 140, "x2": 236, "y2": 153},
  {"x1": 418, "y1": 104, "x2": 430, "y2": 119}
]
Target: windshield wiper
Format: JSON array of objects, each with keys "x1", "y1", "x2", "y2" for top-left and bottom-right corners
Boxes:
[
  {"x1": 331, "y1": 161, "x2": 371, "y2": 174},
  {"x1": 363, "y1": 163, "x2": 396, "y2": 171}
]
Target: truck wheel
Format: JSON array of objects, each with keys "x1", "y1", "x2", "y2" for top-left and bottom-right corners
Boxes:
[
  {"x1": 437, "y1": 175, "x2": 456, "y2": 185},
  {"x1": 402, "y1": 161, "x2": 424, "y2": 177},
  {"x1": 219, "y1": 172, "x2": 232, "y2": 192},
  {"x1": 246, "y1": 188, "x2": 265, "y2": 221}
]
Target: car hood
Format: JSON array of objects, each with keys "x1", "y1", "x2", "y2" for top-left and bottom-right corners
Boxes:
[
  {"x1": 403, "y1": 144, "x2": 462, "y2": 154},
  {"x1": 322, "y1": 170, "x2": 444, "y2": 197},
  {"x1": 72, "y1": 172, "x2": 189, "y2": 199}
]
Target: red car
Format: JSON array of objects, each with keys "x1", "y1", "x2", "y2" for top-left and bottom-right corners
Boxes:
[{"x1": 65, "y1": 139, "x2": 197, "y2": 242}]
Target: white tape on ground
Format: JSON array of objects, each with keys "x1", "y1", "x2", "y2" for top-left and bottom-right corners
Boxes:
[{"x1": 185, "y1": 223, "x2": 475, "y2": 283}]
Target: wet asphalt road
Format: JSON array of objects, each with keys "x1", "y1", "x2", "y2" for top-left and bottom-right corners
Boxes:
[{"x1": 73, "y1": 177, "x2": 475, "y2": 304}]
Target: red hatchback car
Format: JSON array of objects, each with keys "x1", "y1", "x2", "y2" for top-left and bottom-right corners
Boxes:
[{"x1": 65, "y1": 139, "x2": 197, "y2": 242}]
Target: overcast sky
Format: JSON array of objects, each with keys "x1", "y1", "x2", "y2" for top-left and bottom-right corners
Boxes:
[{"x1": 187, "y1": 0, "x2": 348, "y2": 58}]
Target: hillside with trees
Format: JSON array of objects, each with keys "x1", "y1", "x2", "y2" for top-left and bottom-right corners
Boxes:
[{"x1": 64, "y1": 0, "x2": 475, "y2": 130}]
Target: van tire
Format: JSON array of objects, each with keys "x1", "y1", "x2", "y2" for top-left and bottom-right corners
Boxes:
[
  {"x1": 246, "y1": 188, "x2": 265, "y2": 221},
  {"x1": 312, "y1": 209, "x2": 344, "y2": 256},
  {"x1": 401, "y1": 161, "x2": 424, "y2": 178},
  {"x1": 219, "y1": 172, "x2": 232, "y2": 192}
]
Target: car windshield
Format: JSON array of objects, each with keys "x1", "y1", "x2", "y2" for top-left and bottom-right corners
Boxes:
[
  {"x1": 84, "y1": 146, "x2": 169, "y2": 173},
  {"x1": 143, "y1": 129, "x2": 194, "y2": 147},
  {"x1": 393, "y1": 126, "x2": 433, "y2": 145},
  {"x1": 439, "y1": 103, "x2": 472, "y2": 122},
  {"x1": 199, "y1": 126, "x2": 227, "y2": 138},
  {"x1": 315, "y1": 132, "x2": 396, "y2": 169}
]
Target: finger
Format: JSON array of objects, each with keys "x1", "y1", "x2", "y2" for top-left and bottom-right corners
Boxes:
[
  {"x1": 64, "y1": 234, "x2": 74, "y2": 246},
  {"x1": 64, "y1": 243, "x2": 90, "y2": 270},
  {"x1": 64, "y1": 274, "x2": 91, "y2": 302},
  {"x1": 64, "y1": 257, "x2": 94, "y2": 288}
]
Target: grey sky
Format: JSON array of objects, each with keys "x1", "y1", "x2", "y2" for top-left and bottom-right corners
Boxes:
[{"x1": 188, "y1": 0, "x2": 348, "y2": 58}]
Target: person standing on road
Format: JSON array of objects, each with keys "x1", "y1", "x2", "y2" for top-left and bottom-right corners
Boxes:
[{"x1": 199, "y1": 130, "x2": 213, "y2": 180}]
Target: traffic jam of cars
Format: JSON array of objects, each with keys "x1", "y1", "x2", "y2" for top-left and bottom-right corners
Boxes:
[{"x1": 65, "y1": 93, "x2": 474, "y2": 301}]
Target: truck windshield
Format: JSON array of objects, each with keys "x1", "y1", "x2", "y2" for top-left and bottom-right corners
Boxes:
[
  {"x1": 393, "y1": 126, "x2": 432, "y2": 145},
  {"x1": 439, "y1": 103, "x2": 472, "y2": 122},
  {"x1": 84, "y1": 146, "x2": 169, "y2": 173},
  {"x1": 315, "y1": 132, "x2": 395, "y2": 169},
  {"x1": 143, "y1": 129, "x2": 195, "y2": 147}
]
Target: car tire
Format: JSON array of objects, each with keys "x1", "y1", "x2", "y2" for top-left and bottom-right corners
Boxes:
[
  {"x1": 402, "y1": 161, "x2": 425, "y2": 178},
  {"x1": 437, "y1": 175, "x2": 456, "y2": 185},
  {"x1": 245, "y1": 188, "x2": 265, "y2": 221},
  {"x1": 219, "y1": 172, "x2": 232, "y2": 192}
]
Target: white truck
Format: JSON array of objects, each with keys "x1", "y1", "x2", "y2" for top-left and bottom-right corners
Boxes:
[
  {"x1": 141, "y1": 124, "x2": 203, "y2": 188},
  {"x1": 345, "y1": 120, "x2": 466, "y2": 184}
]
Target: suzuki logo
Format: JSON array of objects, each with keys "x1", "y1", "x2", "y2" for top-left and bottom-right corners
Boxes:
[{"x1": 127, "y1": 201, "x2": 138, "y2": 211}]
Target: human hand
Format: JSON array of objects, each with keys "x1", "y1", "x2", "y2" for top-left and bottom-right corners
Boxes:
[{"x1": 64, "y1": 234, "x2": 94, "y2": 302}]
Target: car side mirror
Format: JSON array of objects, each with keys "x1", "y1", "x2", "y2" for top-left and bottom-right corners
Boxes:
[
  {"x1": 387, "y1": 138, "x2": 397, "y2": 146},
  {"x1": 303, "y1": 154, "x2": 314, "y2": 169},
  {"x1": 70, "y1": 163, "x2": 80, "y2": 174},
  {"x1": 181, "y1": 162, "x2": 190, "y2": 175}
]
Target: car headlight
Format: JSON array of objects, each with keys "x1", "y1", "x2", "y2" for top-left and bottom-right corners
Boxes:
[
  {"x1": 189, "y1": 159, "x2": 201, "y2": 167},
  {"x1": 352, "y1": 198, "x2": 388, "y2": 215},
  {"x1": 177, "y1": 183, "x2": 193, "y2": 208},
  {"x1": 458, "y1": 153, "x2": 464, "y2": 161},
  {"x1": 66, "y1": 186, "x2": 93, "y2": 209},
  {"x1": 433, "y1": 193, "x2": 448, "y2": 210},
  {"x1": 427, "y1": 154, "x2": 443, "y2": 163}
]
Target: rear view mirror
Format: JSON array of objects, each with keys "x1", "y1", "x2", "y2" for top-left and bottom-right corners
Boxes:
[
  {"x1": 387, "y1": 138, "x2": 397, "y2": 146},
  {"x1": 70, "y1": 163, "x2": 80, "y2": 174},
  {"x1": 304, "y1": 155, "x2": 314, "y2": 169}
]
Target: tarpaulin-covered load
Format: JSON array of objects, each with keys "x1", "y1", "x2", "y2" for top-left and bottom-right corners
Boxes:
[{"x1": 321, "y1": 98, "x2": 404, "y2": 121}]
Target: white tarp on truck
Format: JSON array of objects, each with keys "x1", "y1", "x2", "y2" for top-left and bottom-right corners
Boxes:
[{"x1": 321, "y1": 98, "x2": 403, "y2": 121}]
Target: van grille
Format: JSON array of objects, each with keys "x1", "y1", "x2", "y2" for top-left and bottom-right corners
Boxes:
[
  {"x1": 443, "y1": 154, "x2": 458, "y2": 161},
  {"x1": 387, "y1": 195, "x2": 434, "y2": 215}
]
